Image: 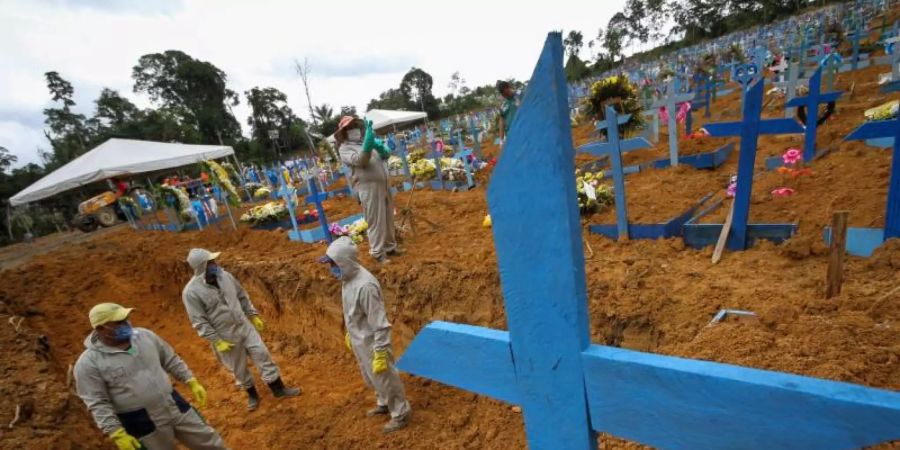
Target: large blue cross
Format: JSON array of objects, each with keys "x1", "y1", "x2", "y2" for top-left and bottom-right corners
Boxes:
[
  {"x1": 578, "y1": 107, "x2": 652, "y2": 239},
  {"x1": 785, "y1": 61, "x2": 843, "y2": 162},
  {"x1": 397, "y1": 33, "x2": 900, "y2": 450},
  {"x1": 844, "y1": 112, "x2": 900, "y2": 242},
  {"x1": 702, "y1": 69, "x2": 805, "y2": 250},
  {"x1": 651, "y1": 78, "x2": 693, "y2": 166}
]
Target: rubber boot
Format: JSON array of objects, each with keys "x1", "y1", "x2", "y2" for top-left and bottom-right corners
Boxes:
[
  {"x1": 383, "y1": 410, "x2": 411, "y2": 434},
  {"x1": 246, "y1": 386, "x2": 260, "y2": 411},
  {"x1": 267, "y1": 377, "x2": 300, "y2": 398},
  {"x1": 366, "y1": 405, "x2": 389, "y2": 417}
]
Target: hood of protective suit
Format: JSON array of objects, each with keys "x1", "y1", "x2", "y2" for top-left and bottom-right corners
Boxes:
[
  {"x1": 325, "y1": 236, "x2": 361, "y2": 281},
  {"x1": 186, "y1": 248, "x2": 220, "y2": 278}
]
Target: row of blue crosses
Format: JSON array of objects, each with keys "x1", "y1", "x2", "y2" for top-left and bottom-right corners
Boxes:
[{"x1": 397, "y1": 33, "x2": 900, "y2": 449}]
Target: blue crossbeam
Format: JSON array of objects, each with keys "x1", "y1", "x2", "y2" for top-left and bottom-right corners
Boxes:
[
  {"x1": 783, "y1": 62, "x2": 844, "y2": 161},
  {"x1": 400, "y1": 321, "x2": 900, "y2": 449}
]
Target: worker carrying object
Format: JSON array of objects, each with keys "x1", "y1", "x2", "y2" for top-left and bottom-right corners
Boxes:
[
  {"x1": 319, "y1": 237, "x2": 412, "y2": 433},
  {"x1": 182, "y1": 248, "x2": 301, "y2": 411},
  {"x1": 74, "y1": 303, "x2": 228, "y2": 450},
  {"x1": 334, "y1": 115, "x2": 402, "y2": 264}
]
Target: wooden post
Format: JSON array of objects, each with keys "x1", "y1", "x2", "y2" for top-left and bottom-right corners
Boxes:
[{"x1": 825, "y1": 210, "x2": 849, "y2": 298}]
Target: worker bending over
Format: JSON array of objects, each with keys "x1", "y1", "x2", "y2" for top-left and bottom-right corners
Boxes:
[
  {"x1": 74, "y1": 303, "x2": 227, "y2": 450},
  {"x1": 319, "y1": 236, "x2": 411, "y2": 433},
  {"x1": 182, "y1": 248, "x2": 300, "y2": 411},
  {"x1": 335, "y1": 115, "x2": 402, "y2": 264}
]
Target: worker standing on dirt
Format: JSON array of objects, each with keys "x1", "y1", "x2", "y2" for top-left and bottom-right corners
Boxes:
[
  {"x1": 334, "y1": 115, "x2": 401, "y2": 264},
  {"x1": 182, "y1": 248, "x2": 300, "y2": 411},
  {"x1": 496, "y1": 80, "x2": 520, "y2": 143},
  {"x1": 74, "y1": 303, "x2": 228, "y2": 450},
  {"x1": 318, "y1": 237, "x2": 412, "y2": 433}
]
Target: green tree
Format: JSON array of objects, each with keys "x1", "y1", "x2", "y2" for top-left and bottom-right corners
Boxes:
[
  {"x1": 92, "y1": 88, "x2": 144, "y2": 140},
  {"x1": 367, "y1": 88, "x2": 412, "y2": 111},
  {"x1": 603, "y1": 14, "x2": 628, "y2": 62},
  {"x1": 564, "y1": 30, "x2": 585, "y2": 57},
  {"x1": 0, "y1": 146, "x2": 17, "y2": 173},
  {"x1": 41, "y1": 71, "x2": 91, "y2": 170},
  {"x1": 400, "y1": 67, "x2": 440, "y2": 118},
  {"x1": 132, "y1": 50, "x2": 241, "y2": 144}
]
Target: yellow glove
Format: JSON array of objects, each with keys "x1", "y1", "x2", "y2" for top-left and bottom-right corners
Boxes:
[
  {"x1": 214, "y1": 339, "x2": 234, "y2": 353},
  {"x1": 186, "y1": 377, "x2": 207, "y2": 409},
  {"x1": 109, "y1": 427, "x2": 142, "y2": 450},
  {"x1": 373, "y1": 349, "x2": 389, "y2": 374},
  {"x1": 344, "y1": 332, "x2": 351, "y2": 351},
  {"x1": 250, "y1": 315, "x2": 264, "y2": 332}
]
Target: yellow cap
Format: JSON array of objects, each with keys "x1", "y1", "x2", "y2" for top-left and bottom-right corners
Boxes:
[{"x1": 88, "y1": 303, "x2": 134, "y2": 328}]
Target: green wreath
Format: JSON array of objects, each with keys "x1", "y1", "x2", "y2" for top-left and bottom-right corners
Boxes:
[{"x1": 581, "y1": 75, "x2": 645, "y2": 137}]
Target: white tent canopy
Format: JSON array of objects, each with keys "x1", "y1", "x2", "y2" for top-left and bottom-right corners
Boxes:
[
  {"x1": 326, "y1": 109, "x2": 428, "y2": 143},
  {"x1": 365, "y1": 109, "x2": 427, "y2": 130},
  {"x1": 10, "y1": 138, "x2": 234, "y2": 206}
]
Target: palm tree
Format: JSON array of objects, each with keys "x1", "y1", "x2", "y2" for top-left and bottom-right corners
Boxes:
[{"x1": 313, "y1": 104, "x2": 334, "y2": 123}]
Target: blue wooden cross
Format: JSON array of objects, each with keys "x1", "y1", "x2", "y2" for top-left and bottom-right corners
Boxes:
[
  {"x1": 396, "y1": 136, "x2": 414, "y2": 191},
  {"x1": 785, "y1": 61, "x2": 843, "y2": 162},
  {"x1": 775, "y1": 60, "x2": 806, "y2": 118},
  {"x1": 651, "y1": 78, "x2": 693, "y2": 166},
  {"x1": 466, "y1": 115, "x2": 483, "y2": 160},
  {"x1": 398, "y1": 32, "x2": 900, "y2": 450},
  {"x1": 844, "y1": 25, "x2": 871, "y2": 71},
  {"x1": 704, "y1": 69, "x2": 804, "y2": 250},
  {"x1": 840, "y1": 111, "x2": 900, "y2": 252},
  {"x1": 579, "y1": 107, "x2": 651, "y2": 239},
  {"x1": 454, "y1": 130, "x2": 476, "y2": 189}
]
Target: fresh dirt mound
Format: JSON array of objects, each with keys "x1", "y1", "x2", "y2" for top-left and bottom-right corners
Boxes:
[{"x1": 2, "y1": 17, "x2": 900, "y2": 450}]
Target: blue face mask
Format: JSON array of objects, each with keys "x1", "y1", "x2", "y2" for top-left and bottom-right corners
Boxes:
[
  {"x1": 112, "y1": 322, "x2": 133, "y2": 342},
  {"x1": 330, "y1": 266, "x2": 342, "y2": 279}
]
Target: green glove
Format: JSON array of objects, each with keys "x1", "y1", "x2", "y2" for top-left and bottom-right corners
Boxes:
[
  {"x1": 362, "y1": 120, "x2": 376, "y2": 154},
  {"x1": 373, "y1": 139, "x2": 391, "y2": 159}
]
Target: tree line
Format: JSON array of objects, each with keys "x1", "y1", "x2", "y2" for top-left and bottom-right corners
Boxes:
[{"x1": 561, "y1": 0, "x2": 845, "y2": 81}]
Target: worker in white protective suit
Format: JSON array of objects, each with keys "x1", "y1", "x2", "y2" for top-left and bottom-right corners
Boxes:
[
  {"x1": 335, "y1": 115, "x2": 402, "y2": 264},
  {"x1": 182, "y1": 248, "x2": 300, "y2": 411},
  {"x1": 319, "y1": 236, "x2": 412, "y2": 433},
  {"x1": 74, "y1": 303, "x2": 228, "y2": 450}
]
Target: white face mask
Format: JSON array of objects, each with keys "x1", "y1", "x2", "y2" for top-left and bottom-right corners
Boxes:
[{"x1": 347, "y1": 129, "x2": 361, "y2": 141}]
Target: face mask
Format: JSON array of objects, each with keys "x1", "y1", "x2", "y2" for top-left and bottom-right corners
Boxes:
[
  {"x1": 330, "y1": 266, "x2": 342, "y2": 279},
  {"x1": 111, "y1": 322, "x2": 133, "y2": 343},
  {"x1": 347, "y1": 129, "x2": 361, "y2": 141}
]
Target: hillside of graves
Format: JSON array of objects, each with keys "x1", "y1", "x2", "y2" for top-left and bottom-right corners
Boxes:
[{"x1": 2, "y1": 5, "x2": 900, "y2": 450}]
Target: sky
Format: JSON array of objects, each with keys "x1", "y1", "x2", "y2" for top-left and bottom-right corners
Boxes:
[{"x1": 0, "y1": 0, "x2": 626, "y2": 168}]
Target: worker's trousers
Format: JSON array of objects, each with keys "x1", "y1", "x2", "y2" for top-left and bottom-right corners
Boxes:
[
  {"x1": 357, "y1": 181, "x2": 397, "y2": 259},
  {"x1": 122, "y1": 391, "x2": 227, "y2": 450},
  {"x1": 213, "y1": 328, "x2": 280, "y2": 390},
  {"x1": 352, "y1": 345, "x2": 410, "y2": 419}
]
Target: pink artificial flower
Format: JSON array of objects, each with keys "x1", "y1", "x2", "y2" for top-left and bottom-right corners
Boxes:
[
  {"x1": 771, "y1": 187, "x2": 795, "y2": 197},
  {"x1": 435, "y1": 139, "x2": 444, "y2": 153},
  {"x1": 782, "y1": 148, "x2": 802, "y2": 165},
  {"x1": 726, "y1": 182, "x2": 737, "y2": 198},
  {"x1": 329, "y1": 223, "x2": 348, "y2": 236},
  {"x1": 675, "y1": 102, "x2": 692, "y2": 123}
]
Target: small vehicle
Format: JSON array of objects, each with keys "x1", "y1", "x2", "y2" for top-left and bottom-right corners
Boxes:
[{"x1": 72, "y1": 185, "x2": 146, "y2": 232}]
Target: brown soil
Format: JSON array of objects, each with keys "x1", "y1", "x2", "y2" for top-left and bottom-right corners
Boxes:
[{"x1": 1, "y1": 14, "x2": 899, "y2": 450}]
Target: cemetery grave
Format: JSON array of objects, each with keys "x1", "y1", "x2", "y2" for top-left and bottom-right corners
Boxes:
[{"x1": 2, "y1": 3, "x2": 900, "y2": 450}]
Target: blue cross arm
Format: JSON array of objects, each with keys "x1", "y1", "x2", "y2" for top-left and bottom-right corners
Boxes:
[
  {"x1": 703, "y1": 121, "x2": 743, "y2": 137},
  {"x1": 758, "y1": 118, "x2": 805, "y2": 134},
  {"x1": 785, "y1": 91, "x2": 843, "y2": 107},
  {"x1": 845, "y1": 119, "x2": 899, "y2": 141},
  {"x1": 399, "y1": 321, "x2": 900, "y2": 450},
  {"x1": 577, "y1": 137, "x2": 652, "y2": 157}
]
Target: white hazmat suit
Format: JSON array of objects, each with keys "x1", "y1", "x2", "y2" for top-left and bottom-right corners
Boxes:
[
  {"x1": 182, "y1": 249, "x2": 281, "y2": 390},
  {"x1": 74, "y1": 327, "x2": 227, "y2": 449},
  {"x1": 326, "y1": 237, "x2": 410, "y2": 420},
  {"x1": 339, "y1": 138, "x2": 398, "y2": 260}
]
